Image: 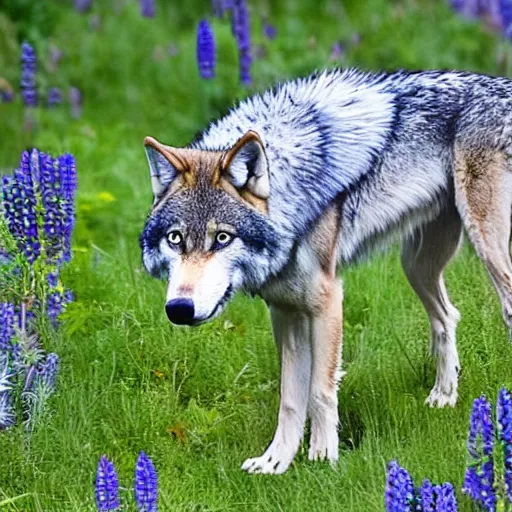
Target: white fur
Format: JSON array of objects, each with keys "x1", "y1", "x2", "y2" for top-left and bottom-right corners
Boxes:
[
  {"x1": 242, "y1": 308, "x2": 311, "y2": 474},
  {"x1": 165, "y1": 241, "x2": 240, "y2": 321},
  {"x1": 426, "y1": 308, "x2": 461, "y2": 407}
]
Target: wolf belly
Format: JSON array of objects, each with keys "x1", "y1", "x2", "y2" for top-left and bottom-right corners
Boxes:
[{"x1": 338, "y1": 140, "x2": 454, "y2": 264}]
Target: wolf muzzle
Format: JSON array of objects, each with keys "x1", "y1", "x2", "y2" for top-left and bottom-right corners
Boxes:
[{"x1": 165, "y1": 298, "x2": 195, "y2": 325}]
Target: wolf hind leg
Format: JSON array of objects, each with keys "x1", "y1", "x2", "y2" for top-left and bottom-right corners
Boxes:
[
  {"x1": 307, "y1": 276, "x2": 343, "y2": 463},
  {"x1": 454, "y1": 149, "x2": 512, "y2": 335},
  {"x1": 241, "y1": 307, "x2": 311, "y2": 474},
  {"x1": 401, "y1": 203, "x2": 463, "y2": 408}
]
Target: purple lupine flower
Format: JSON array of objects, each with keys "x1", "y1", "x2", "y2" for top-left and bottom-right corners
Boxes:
[
  {"x1": 48, "y1": 45, "x2": 63, "y2": 73},
  {"x1": 64, "y1": 289, "x2": 74, "y2": 304},
  {"x1": 232, "y1": 0, "x2": 252, "y2": 85},
  {"x1": 40, "y1": 353, "x2": 59, "y2": 392},
  {"x1": 2, "y1": 176, "x2": 22, "y2": 240},
  {"x1": 196, "y1": 20, "x2": 216, "y2": 79},
  {"x1": 450, "y1": 0, "x2": 479, "y2": 16},
  {"x1": 463, "y1": 0, "x2": 480, "y2": 16},
  {"x1": 135, "y1": 451, "x2": 158, "y2": 512},
  {"x1": 140, "y1": 0, "x2": 155, "y2": 18},
  {"x1": 385, "y1": 460, "x2": 414, "y2": 512},
  {"x1": 47, "y1": 291, "x2": 64, "y2": 325},
  {"x1": 47, "y1": 271, "x2": 58, "y2": 288},
  {"x1": 69, "y1": 87, "x2": 83, "y2": 119},
  {"x1": 480, "y1": 0, "x2": 502, "y2": 27},
  {"x1": 500, "y1": 0, "x2": 512, "y2": 36},
  {"x1": 212, "y1": 0, "x2": 225, "y2": 17},
  {"x1": 239, "y1": 52, "x2": 252, "y2": 85},
  {"x1": 20, "y1": 42, "x2": 37, "y2": 107},
  {"x1": 75, "y1": 0, "x2": 92, "y2": 12},
  {"x1": 1, "y1": 90, "x2": 14, "y2": 103},
  {"x1": 58, "y1": 154, "x2": 77, "y2": 262},
  {"x1": 468, "y1": 396, "x2": 494, "y2": 458},
  {"x1": 449, "y1": 0, "x2": 465, "y2": 11},
  {"x1": 40, "y1": 153, "x2": 66, "y2": 260},
  {"x1": 2, "y1": 153, "x2": 40, "y2": 263},
  {"x1": 18, "y1": 151, "x2": 40, "y2": 262},
  {"x1": 0, "y1": 303, "x2": 15, "y2": 351},
  {"x1": 263, "y1": 22, "x2": 277, "y2": 40},
  {"x1": 329, "y1": 41, "x2": 344, "y2": 61},
  {"x1": 463, "y1": 396, "x2": 496, "y2": 511},
  {"x1": 463, "y1": 467, "x2": 483, "y2": 503},
  {"x1": 498, "y1": 388, "x2": 512, "y2": 502},
  {"x1": 435, "y1": 483, "x2": 458, "y2": 512},
  {"x1": 419, "y1": 479, "x2": 435, "y2": 512},
  {"x1": 96, "y1": 456, "x2": 120, "y2": 511},
  {"x1": 47, "y1": 87, "x2": 63, "y2": 107}
]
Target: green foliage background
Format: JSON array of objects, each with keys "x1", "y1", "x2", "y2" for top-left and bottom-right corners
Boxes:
[{"x1": 1, "y1": 0, "x2": 512, "y2": 510}]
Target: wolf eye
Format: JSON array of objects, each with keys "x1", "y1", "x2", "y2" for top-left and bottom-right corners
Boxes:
[
  {"x1": 167, "y1": 231, "x2": 183, "y2": 246},
  {"x1": 215, "y1": 231, "x2": 233, "y2": 246}
]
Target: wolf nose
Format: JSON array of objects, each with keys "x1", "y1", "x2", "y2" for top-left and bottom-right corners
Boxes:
[{"x1": 165, "y1": 298, "x2": 195, "y2": 325}]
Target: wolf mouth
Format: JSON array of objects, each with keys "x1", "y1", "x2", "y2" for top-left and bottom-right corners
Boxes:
[{"x1": 191, "y1": 284, "x2": 234, "y2": 326}]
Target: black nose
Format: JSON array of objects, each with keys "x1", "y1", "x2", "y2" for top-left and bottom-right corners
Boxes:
[{"x1": 165, "y1": 298, "x2": 195, "y2": 325}]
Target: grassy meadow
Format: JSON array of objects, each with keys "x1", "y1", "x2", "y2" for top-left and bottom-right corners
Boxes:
[{"x1": 2, "y1": 0, "x2": 512, "y2": 510}]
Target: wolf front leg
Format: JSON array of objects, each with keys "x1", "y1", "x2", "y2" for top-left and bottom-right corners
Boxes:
[
  {"x1": 307, "y1": 277, "x2": 343, "y2": 463},
  {"x1": 241, "y1": 307, "x2": 311, "y2": 474}
]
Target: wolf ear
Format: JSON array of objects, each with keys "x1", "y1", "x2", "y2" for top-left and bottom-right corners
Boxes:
[
  {"x1": 144, "y1": 136, "x2": 186, "y2": 199},
  {"x1": 221, "y1": 131, "x2": 269, "y2": 199}
]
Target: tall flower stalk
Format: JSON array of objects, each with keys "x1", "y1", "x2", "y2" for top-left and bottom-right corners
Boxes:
[
  {"x1": 196, "y1": 20, "x2": 216, "y2": 79},
  {"x1": 419, "y1": 479, "x2": 435, "y2": 512},
  {"x1": 462, "y1": 396, "x2": 496, "y2": 511},
  {"x1": 385, "y1": 462, "x2": 459, "y2": 510},
  {"x1": 140, "y1": 0, "x2": 155, "y2": 18},
  {"x1": 0, "y1": 148, "x2": 77, "y2": 431},
  {"x1": 135, "y1": 451, "x2": 158, "y2": 512},
  {"x1": 93, "y1": 453, "x2": 159, "y2": 511},
  {"x1": 434, "y1": 483, "x2": 458, "y2": 512},
  {"x1": 385, "y1": 460, "x2": 414, "y2": 511},
  {"x1": 20, "y1": 42, "x2": 37, "y2": 107},
  {"x1": 47, "y1": 87, "x2": 63, "y2": 107},
  {"x1": 96, "y1": 456, "x2": 120, "y2": 511},
  {"x1": 498, "y1": 388, "x2": 512, "y2": 503},
  {"x1": 75, "y1": 0, "x2": 93, "y2": 13},
  {"x1": 231, "y1": 0, "x2": 252, "y2": 85}
]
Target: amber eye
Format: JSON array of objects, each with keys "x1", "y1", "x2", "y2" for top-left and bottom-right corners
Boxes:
[
  {"x1": 215, "y1": 231, "x2": 233, "y2": 246},
  {"x1": 167, "y1": 231, "x2": 183, "y2": 246}
]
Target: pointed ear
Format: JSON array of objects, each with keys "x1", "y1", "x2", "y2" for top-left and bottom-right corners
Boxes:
[
  {"x1": 144, "y1": 136, "x2": 187, "y2": 199},
  {"x1": 221, "y1": 131, "x2": 270, "y2": 199}
]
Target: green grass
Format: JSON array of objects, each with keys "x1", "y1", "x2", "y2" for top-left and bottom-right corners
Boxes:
[{"x1": 2, "y1": 0, "x2": 512, "y2": 510}]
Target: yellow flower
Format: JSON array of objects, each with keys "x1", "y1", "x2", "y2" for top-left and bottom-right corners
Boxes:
[{"x1": 97, "y1": 191, "x2": 116, "y2": 203}]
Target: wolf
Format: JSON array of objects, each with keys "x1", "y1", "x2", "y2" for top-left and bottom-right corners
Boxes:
[{"x1": 139, "y1": 68, "x2": 512, "y2": 474}]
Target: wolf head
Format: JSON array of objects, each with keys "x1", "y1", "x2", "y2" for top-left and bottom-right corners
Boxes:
[{"x1": 139, "y1": 131, "x2": 279, "y2": 326}]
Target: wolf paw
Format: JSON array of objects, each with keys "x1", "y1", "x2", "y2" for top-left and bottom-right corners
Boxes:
[
  {"x1": 241, "y1": 441, "x2": 296, "y2": 474},
  {"x1": 425, "y1": 386, "x2": 458, "y2": 408},
  {"x1": 308, "y1": 445, "x2": 339, "y2": 464},
  {"x1": 308, "y1": 432, "x2": 339, "y2": 464}
]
